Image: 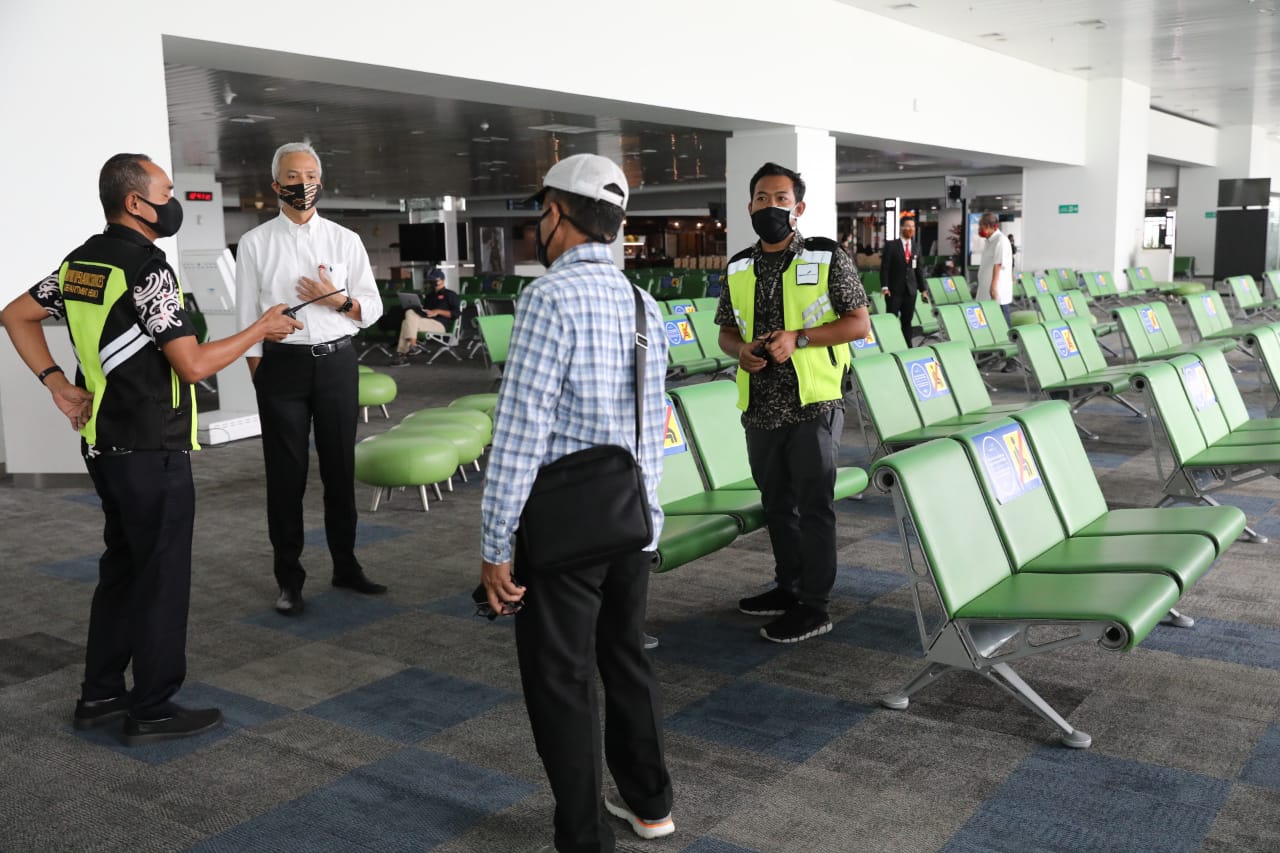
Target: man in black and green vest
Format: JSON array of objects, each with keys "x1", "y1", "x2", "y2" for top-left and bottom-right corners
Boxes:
[
  {"x1": 1, "y1": 153, "x2": 299, "y2": 744},
  {"x1": 715, "y1": 162, "x2": 869, "y2": 643}
]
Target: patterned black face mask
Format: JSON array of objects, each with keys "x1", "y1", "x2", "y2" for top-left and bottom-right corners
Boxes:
[{"x1": 277, "y1": 182, "x2": 321, "y2": 211}]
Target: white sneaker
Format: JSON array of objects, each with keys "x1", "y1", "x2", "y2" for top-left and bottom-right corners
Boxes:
[{"x1": 604, "y1": 799, "x2": 675, "y2": 840}]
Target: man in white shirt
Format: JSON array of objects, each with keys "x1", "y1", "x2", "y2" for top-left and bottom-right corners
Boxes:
[
  {"x1": 977, "y1": 212, "x2": 1014, "y2": 324},
  {"x1": 236, "y1": 142, "x2": 387, "y2": 616}
]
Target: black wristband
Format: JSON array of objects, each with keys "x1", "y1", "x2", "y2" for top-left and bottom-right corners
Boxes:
[
  {"x1": 37, "y1": 365, "x2": 64, "y2": 385},
  {"x1": 337, "y1": 297, "x2": 354, "y2": 314}
]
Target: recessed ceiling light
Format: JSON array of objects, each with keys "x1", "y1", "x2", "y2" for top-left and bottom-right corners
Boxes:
[
  {"x1": 263, "y1": 86, "x2": 279, "y2": 92},
  {"x1": 640, "y1": 148, "x2": 658, "y2": 154}
]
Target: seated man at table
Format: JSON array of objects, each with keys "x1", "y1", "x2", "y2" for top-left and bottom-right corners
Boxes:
[{"x1": 390, "y1": 268, "x2": 460, "y2": 365}]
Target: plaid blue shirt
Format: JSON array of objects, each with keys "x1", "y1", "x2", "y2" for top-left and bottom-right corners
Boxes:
[{"x1": 481, "y1": 242, "x2": 668, "y2": 564}]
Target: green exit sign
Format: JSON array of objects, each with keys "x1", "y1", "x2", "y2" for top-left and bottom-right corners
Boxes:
[
  {"x1": 1058, "y1": 204, "x2": 1079, "y2": 214},
  {"x1": 1205, "y1": 211, "x2": 1216, "y2": 219}
]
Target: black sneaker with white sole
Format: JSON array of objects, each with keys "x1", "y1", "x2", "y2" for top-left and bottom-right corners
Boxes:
[
  {"x1": 737, "y1": 587, "x2": 796, "y2": 616},
  {"x1": 760, "y1": 603, "x2": 832, "y2": 643}
]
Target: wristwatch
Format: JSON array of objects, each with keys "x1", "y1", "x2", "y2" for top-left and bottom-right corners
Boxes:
[
  {"x1": 796, "y1": 333, "x2": 810, "y2": 349},
  {"x1": 337, "y1": 297, "x2": 354, "y2": 314}
]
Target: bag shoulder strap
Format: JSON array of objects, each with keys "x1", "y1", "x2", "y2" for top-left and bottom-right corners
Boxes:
[{"x1": 632, "y1": 284, "x2": 647, "y2": 452}]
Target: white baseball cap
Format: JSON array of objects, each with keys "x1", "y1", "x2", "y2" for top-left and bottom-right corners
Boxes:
[{"x1": 531, "y1": 153, "x2": 629, "y2": 210}]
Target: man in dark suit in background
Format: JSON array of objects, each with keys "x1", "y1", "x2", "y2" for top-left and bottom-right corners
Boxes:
[{"x1": 879, "y1": 216, "x2": 926, "y2": 345}]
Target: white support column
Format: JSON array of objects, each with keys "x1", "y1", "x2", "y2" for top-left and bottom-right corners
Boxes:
[
  {"x1": 1021, "y1": 78, "x2": 1150, "y2": 277},
  {"x1": 725, "y1": 127, "x2": 837, "y2": 255}
]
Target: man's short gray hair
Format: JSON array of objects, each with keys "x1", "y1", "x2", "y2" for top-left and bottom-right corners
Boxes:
[
  {"x1": 979, "y1": 212, "x2": 1000, "y2": 229},
  {"x1": 271, "y1": 142, "x2": 322, "y2": 182}
]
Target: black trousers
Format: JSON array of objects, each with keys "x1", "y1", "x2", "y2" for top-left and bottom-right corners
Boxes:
[
  {"x1": 254, "y1": 342, "x2": 360, "y2": 591},
  {"x1": 745, "y1": 408, "x2": 844, "y2": 609},
  {"x1": 889, "y1": 289, "x2": 917, "y2": 346},
  {"x1": 514, "y1": 543, "x2": 672, "y2": 853},
  {"x1": 83, "y1": 450, "x2": 194, "y2": 718}
]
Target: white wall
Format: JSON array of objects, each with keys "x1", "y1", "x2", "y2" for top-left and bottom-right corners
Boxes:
[
  {"x1": 836, "y1": 173, "x2": 1022, "y2": 204},
  {"x1": 1148, "y1": 111, "x2": 1218, "y2": 167}
]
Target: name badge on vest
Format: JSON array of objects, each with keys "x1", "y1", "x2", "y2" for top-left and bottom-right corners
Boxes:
[{"x1": 795, "y1": 263, "x2": 819, "y2": 285}]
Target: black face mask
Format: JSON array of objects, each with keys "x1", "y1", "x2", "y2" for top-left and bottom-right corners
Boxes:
[
  {"x1": 277, "y1": 182, "x2": 321, "y2": 211},
  {"x1": 534, "y1": 210, "x2": 560, "y2": 267},
  {"x1": 131, "y1": 195, "x2": 184, "y2": 238},
  {"x1": 751, "y1": 206, "x2": 794, "y2": 245}
]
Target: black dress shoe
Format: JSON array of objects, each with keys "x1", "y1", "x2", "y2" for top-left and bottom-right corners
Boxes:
[
  {"x1": 123, "y1": 705, "x2": 223, "y2": 746},
  {"x1": 275, "y1": 587, "x2": 304, "y2": 616},
  {"x1": 332, "y1": 573, "x2": 387, "y2": 595},
  {"x1": 73, "y1": 695, "x2": 130, "y2": 730}
]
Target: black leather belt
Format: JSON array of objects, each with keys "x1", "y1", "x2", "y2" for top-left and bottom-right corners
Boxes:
[{"x1": 263, "y1": 336, "x2": 352, "y2": 357}]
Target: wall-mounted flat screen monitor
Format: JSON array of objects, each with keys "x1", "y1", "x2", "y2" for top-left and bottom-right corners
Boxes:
[
  {"x1": 399, "y1": 222, "x2": 469, "y2": 262},
  {"x1": 1218, "y1": 178, "x2": 1271, "y2": 208}
]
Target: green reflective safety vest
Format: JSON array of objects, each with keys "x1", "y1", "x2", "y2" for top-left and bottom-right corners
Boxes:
[
  {"x1": 58, "y1": 233, "x2": 199, "y2": 450},
  {"x1": 726, "y1": 239, "x2": 851, "y2": 411}
]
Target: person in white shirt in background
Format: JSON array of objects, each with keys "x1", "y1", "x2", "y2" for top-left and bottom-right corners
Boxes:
[
  {"x1": 977, "y1": 211, "x2": 1016, "y2": 371},
  {"x1": 235, "y1": 141, "x2": 387, "y2": 617}
]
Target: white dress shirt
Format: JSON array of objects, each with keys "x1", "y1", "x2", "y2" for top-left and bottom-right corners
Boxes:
[
  {"x1": 979, "y1": 228, "x2": 1014, "y2": 305},
  {"x1": 235, "y1": 212, "x2": 383, "y2": 357}
]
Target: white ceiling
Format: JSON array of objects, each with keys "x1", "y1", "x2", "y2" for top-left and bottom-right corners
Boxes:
[{"x1": 838, "y1": 0, "x2": 1280, "y2": 129}]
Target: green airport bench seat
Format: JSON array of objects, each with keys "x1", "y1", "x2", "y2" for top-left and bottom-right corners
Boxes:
[
  {"x1": 1123, "y1": 266, "x2": 1181, "y2": 296},
  {"x1": 924, "y1": 274, "x2": 970, "y2": 306},
  {"x1": 913, "y1": 298, "x2": 940, "y2": 342},
  {"x1": 871, "y1": 436, "x2": 1183, "y2": 748},
  {"x1": 935, "y1": 301, "x2": 1019, "y2": 364},
  {"x1": 860, "y1": 270, "x2": 881, "y2": 292},
  {"x1": 1051, "y1": 268, "x2": 1080, "y2": 290},
  {"x1": 1010, "y1": 401, "x2": 1245, "y2": 556},
  {"x1": 930, "y1": 341, "x2": 1028, "y2": 419},
  {"x1": 655, "y1": 513, "x2": 740, "y2": 574},
  {"x1": 1033, "y1": 291, "x2": 1118, "y2": 343},
  {"x1": 1080, "y1": 270, "x2": 1142, "y2": 305},
  {"x1": 1264, "y1": 270, "x2": 1280, "y2": 299},
  {"x1": 1008, "y1": 319, "x2": 1147, "y2": 427},
  {"x1": 1223, "y1": 274, "x2": 1280, "y2": 320},
  {"x1": 662, "y1": 313, "x2": 721, "y2": 378},
  {"x1": 867, "y1": 290, "x2": 887, "y2": 315},
  {"x1": 850, "y1": 312, "x2": 911, "y2": 358},
  {"x1": 1173, "y1": 256, "x2": 1195, "y2": 279},
  {"x1": 1241, "y1": 324, "x2": 1280, "y2": 418},
  {"x1": 849, "y1": 354, "x2": 961, "y2": 456},
  {"x1": 657, "y1": 395, "x2": 765, "y2": 533},
  {"x1": 668, "y1": 381, "x2": 868, "y2": 500},
  {"x1": 691, "y1": 297, "x2": 719, "y2": 314},
  {"x1": 1131, "y1": 353, "x2": 1280, "y2": 542},
  {"x1": 686, "y1": 310, "x2": 737, "y2": 372},
  {"x1": 1180, "y1": 290, "x2": 1276, "y2": 347},
  {"x1": 1019, "y1": 271, "x2": 1058, "y2": 298},
  {"x1": 1110, "y1": 301, "x2": 1235, "y2": 362}
]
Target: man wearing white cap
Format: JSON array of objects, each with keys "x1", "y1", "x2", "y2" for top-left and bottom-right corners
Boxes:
[{"x1": 479, "y1": 154, "x2": 675, "y2": 853}]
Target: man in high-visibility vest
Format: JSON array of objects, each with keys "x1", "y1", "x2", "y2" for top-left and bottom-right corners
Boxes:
[{"x1": 715, "y1": 162, "x2": 869, "y2": 643}]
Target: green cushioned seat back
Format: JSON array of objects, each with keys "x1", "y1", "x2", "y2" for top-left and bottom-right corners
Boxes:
[
  {"x1": 957, "y1": 301, "x2": 998, "y2": 346},
  {"x1": 1167, "y1": 354, "x2": 1231, "y2": 444},
  {"x1": 669, "y1": 382, "x2": 752, "y2": 490},
  {"x1": 1124, "y1": 267, "x2": 1156, "y2": 293},
  {"x1": 1133, "y1": 362, "x2": 1210, "y2": 463},
  {"x1": 656, "y1": 396, "x2": 710, "y2": 505},
  {"x1": 692, "y1": 298, "x2": 719, "y2": 314},
  {"x1": 924, "y1": 277, "x2": 946, "y2": 305},
  {"x1": 1053, "y1": 268, "x2": 1078, "y2": 290},
  {"x1": 476, "y1": 315, "x2": 514, "y2": 364},
  {"x1": 1012, "y1": 323, "x2": 1068, "y2": 388},
  {"x1": 1148, "y1": 301, "x2": 1185, "y2": 350},
  {"x1": 1194, "y1": 345, "x2": 1251, "y2": 431},
  {"x1": 950, "y1": 419, "x2": 1068, "y2": 569},
  {"x1": 687, "y1": 310, "x2": 729, "y2": 361},
  {"x1": 1008, "y1": 401, "x2": 1108, "y2": 535},
  {"x1": 860, "y1": 270, "x2": 881, "y2": 291},
  {"x1": 895, "y1": 352, "x2": 962, "y2": 426},
  {"x1": 914, "y1": 299, "x2": 939, "y2": 333},
  {"x1": 927, "y1": 275, "x2": 967, "y2": 305},
  {"x1": 1264, "y1": 271, "x2": 1280, "y2": 297},
  {"x1": 1065, "y1": 317, "x2": 1112, "y2": 373},
  {"x1": 981, "y1": 299, "x2": 1014, "y2": 341},
  {"x1": 1044, "y1": 322, "x2": 1090, "y2": 379},
  {"x1": 1071, "y1": 290, "x2": 1106, "y2": 328},
  {"x1": 1186, "y1": 291, "x2": 1232, "y2": 336},
  {"x1": 869, "y1": 313, "x2": 909, "y2": 353},
  {"x1": 930, "y1": 341, "x2": 994, "y2": 413},
  {"x1": 1019, "y1": 272, "x2": 1048, "y2": 298},
  {"x1": 662, "y1": 314, "x2": 708, "y2": 368},
  {"x1": 1112, "y1": 306, "x2": 1158, "y2": 359},
  {"x1": 850, "y1": 355, "x2": 925, "y2": 441},
  {"x1": 1225, "y1": 276, "x2": 1261, "y2": 310},
  {"x1": 870, "y1": 441, "x2": 1013, "y2": 616},
  {"x1": 1033, "y1": 293, "x2": 1062, "y2": 322},
  {"x1": 867, "y1": 290, "x2": 887, "y2": 315},
  {"x1": 665, "y1": 299, "x2": 694, "y2": 315},
  {"x1": 1250, "y1": 325, "x2": 1280, "y2": 407},
  {"x1": 1083, "y1": 271, "x2": 1117, "y2": 299},
  {"x1": 935, "y1": 304, "x2": 972, "y2": 347}
]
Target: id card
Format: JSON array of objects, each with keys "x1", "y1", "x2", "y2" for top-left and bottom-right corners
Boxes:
[{"x1": 795, "y1": 263, "x2": 819, "y2": 285}]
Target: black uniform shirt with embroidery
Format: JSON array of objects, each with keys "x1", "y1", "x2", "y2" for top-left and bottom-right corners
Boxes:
[
  {"x1": 715, "y1": 231, "x2": 867, "y2": 430},
  {"x1": 28, "y1": 223, "x2": 196, "y2": 346}
]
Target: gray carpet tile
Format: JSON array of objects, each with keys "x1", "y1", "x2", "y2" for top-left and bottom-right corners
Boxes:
[{"x1": 6, "y1": 330, "x2": 1280, "y2": 852}]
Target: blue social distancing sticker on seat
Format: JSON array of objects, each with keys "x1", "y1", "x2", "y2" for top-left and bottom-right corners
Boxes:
[
  {"x1": 1035, "y1": 276, "x2": 1050, "y2": 292},
  {"x1": 1181, "y1": 363, "x2": 1217, "y2": 411},
  {"x1": 1055, "y1": 294, "x2": 1076, "y2": 316},
  {"x1": 663, "y1": 401, "x2": 688, "y2": 456},
  {"x1": 903, "y1": 356, "x2": 949, "y2": 400},
  {"x1": 1140, "y1": 307, "x2": 1161, "y2": 334},
  {"x1": 1050, "y1": 325, "x2": 1080, "y2": 358},
  {"x1": 1137, "y1": 268, "x2": 1148, "y2": 279},
  {"x1": 943, "y1": 277, "x2": 957, "y2": 293},
  {"x1": 664, "y1": 318, "x2": 695, "y2": 346},
  {"x1": 672, "y1": 303, "x2": 694, "y2": 314},
  {"x1": 964, "y1": 305, "x2": 988, "y2": 330},
  {"x1": 1095, "y1": 273, "x2": 1106, "y2": 287},
  {"x1": 852, "y1": 329, "x2": 877, "y2": 349},
  {"x1": 972, "y1": 423, "x2": 1043, "y2": 504},
  {"x1": 1203, "y1": 295, "x2": 1218, "y2": 317}
]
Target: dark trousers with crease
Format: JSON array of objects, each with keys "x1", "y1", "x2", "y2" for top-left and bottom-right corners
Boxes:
[
  {"x1": 514, "y1": 542, "x2": 673, "y2": 853},
  {"x1": 253, "y1": 343, "x2": 359, "y2": 591},
  {"x1": 745, "y1": 408, "x2": 844, "y2": 609},
  {"x1": 83, "y1": 450, "x2": 194, "y2": 718},
  {"x1": 889, "y1": 289, "x2": 917, "y2": 346}
]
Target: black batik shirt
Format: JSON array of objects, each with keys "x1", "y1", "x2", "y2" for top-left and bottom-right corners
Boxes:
[{"x1": 715, "y1": 231, "x2": 867, "y2": 430}]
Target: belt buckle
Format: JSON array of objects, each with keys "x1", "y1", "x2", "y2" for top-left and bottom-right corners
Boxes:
[{"x1": 310, "y1": 342, "x2": 333, "y2": 357}]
